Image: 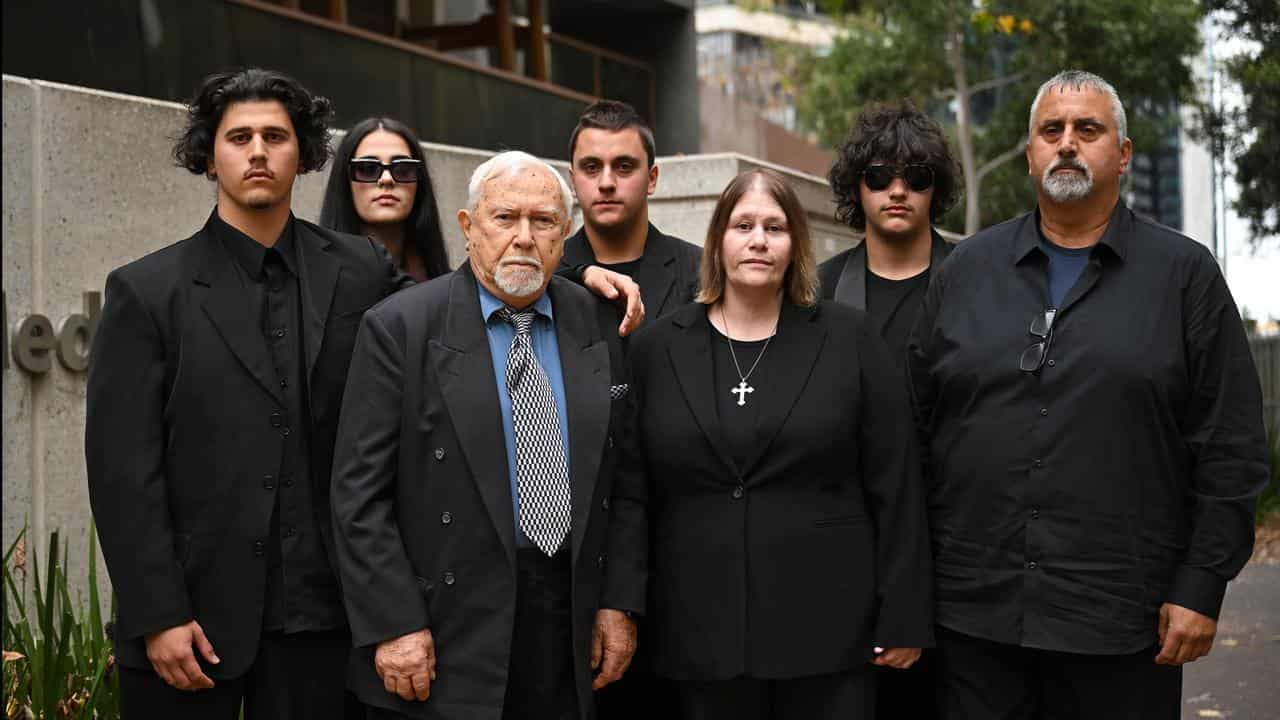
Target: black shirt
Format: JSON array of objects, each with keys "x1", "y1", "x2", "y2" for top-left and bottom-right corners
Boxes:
[
  {"x1": 865, "y1": 268, "x2": 929, "y2": 364},
  {"x1": 215, "y1": 214, "x2": 344, "y2": 633},
  {"x1": 907, "y1": 203, "x2": 1269, "y2": 655},
  {"x1": 597, "y1": 258, "x2": 644, "y2": 278},
  {"x1": 710, "y1": 323, "x2": 770, "y2": 471}
]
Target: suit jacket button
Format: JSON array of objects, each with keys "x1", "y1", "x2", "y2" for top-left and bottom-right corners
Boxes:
[
  {"x1": 434, "y1": 447, "x2": 446, "y2": 461},
  {"x1": 269, "y1": 412, "x2": 283, "y2": 428},
  {"x1": 253, "y1": 540, "x2": 265, "y2": 556},
  {"x1": 601, "y1": 497, "x2": 610, "y2": 510},
  {"x1": 441, "y1": 511, "x2": 453, "y2": 525},
  {"x1": 731, "y1": 485, "x2": 744, "y2": 500},
  {"x1": 443, "y1": 571, "x2": 456, "y2": 586},
  {"x1": 597, "y1": 554, "x2": 606, "y2": 568},
  {"x1": 262, "y1": 474, "x2": 275, "y2": 490},
  {"x1": 607, "y1": 435, "x2": 614, "y2": 449}
]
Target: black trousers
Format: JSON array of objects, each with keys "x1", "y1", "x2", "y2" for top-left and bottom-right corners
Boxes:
[
  {"x1": 677, "y1": 669, "x2": 875, "y2": 720},
  {"x1": 875, "y1": 648, "x2": 940, "y2": 719},
  {"x1": 502, "y1": 547, "x2": 579, "y2": 720},
  {"x1": 935, "y1": 626, "x2": 1182, "y2": 720},
  {"x1": 119, "y1": 628, "x2": 362, "y2": 720},
  {"x1": 595, "y1": 629, "x2": 682, "y2": 720},
  {"x1": 368, "y1": 547, "x2": 579, "y2": 720}
]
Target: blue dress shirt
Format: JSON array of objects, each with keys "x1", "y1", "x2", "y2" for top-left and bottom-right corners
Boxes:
[{"x1": 477, "y1": 282, "x2": 572, "y2": 548}]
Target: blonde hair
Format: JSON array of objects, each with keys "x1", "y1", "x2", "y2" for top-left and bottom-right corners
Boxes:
[{"x1": 696, "y1": 168, "x2": 819, "y2": 306}]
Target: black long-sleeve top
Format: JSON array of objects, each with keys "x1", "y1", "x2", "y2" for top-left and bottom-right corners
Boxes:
[{"x1": 907, "y1": 202, "x2": 1269, "y2": 655}]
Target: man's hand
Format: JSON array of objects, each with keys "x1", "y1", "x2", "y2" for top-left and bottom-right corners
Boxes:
[
  {"x1": 582, "y1": 266, "x2": 645, "y2": 337},
  {"x1": 145, "y1": 620, "x2": 220, "y2": 691},
  {"x1": 1155, "y1": 603, "x2": 1217, "y2": 666},
  {"x1": 375, "y1": 628, "x2": 437, "y2": 702},
  {"x1": 871, "y1": 646, "x2": 921, "y2": 669},
  {"x1": 591, "y1": 609, "x2": 637, "y2": 690}
]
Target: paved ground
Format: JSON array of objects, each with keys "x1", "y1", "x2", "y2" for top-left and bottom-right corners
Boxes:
[{"x1": 1182, "y1": 560, "x2": 1280, "y2": 719}]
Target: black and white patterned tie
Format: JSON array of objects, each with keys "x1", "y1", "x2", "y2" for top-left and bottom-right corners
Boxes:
[{"x1": 499, "y1": 306, "x2": 572, "y2": 556}]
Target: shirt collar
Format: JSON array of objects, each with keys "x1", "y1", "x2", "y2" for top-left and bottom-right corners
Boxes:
[
  {"x1": 1014, "y1": 201, "x2": 1130, "y2": 265},
  {"x1": 477, "y1": 280, "x2": 554, "y2": 326},
  {"x1": 212, "y1": 211, "x2": 298, "y2": 278}
]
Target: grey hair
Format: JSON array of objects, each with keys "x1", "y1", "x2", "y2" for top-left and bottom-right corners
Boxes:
[
  {"x1": 1029, "y1": 70, "x2": 1128, "y2": 147},
  {"x1": 466, "y1": 150, "x2": 574, "y2": 219}
]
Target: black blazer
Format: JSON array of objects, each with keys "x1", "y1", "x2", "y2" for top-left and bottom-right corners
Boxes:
[
  {"x1": 560, "y1": 223, "x2": 703, "y2": 321},
  {"x1": 329, "y1": 264, "x2": 645, "y2": 719},
  {"x1": 85, "y1": 213, "x2": 405, "y2": 678},
  {"x1": 628, "y1": 301, "x2": 933, "y2": 681},
  {"x1": 817, "y1": 229, "x2": 954, "y2": 307}
]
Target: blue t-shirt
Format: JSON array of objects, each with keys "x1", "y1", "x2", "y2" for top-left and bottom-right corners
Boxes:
[{"x1": 1039, "y1": 236, "x2": 1093, "y2": 308}]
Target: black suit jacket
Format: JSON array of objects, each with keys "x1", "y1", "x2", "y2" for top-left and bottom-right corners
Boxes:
[
  {"x1": 817, "y1": 229, "x2": 954, "y2": 306},
  {"x1": 628, "y1": 301, "x2": 933, "y2": 681},
  {"x1": 85, "y1": 212, "x2": 406, "y2": 677},
  {"x1": 329, "y1": 264, "x2": 646, "y2": 719},
  {"x1": 560, "y1": 223, "x2": 702, "y2": 321}
]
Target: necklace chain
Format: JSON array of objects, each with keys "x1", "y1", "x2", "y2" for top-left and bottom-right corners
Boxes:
[{"x1": 721, "y1": 305, "x2": 776, "y2": 385}]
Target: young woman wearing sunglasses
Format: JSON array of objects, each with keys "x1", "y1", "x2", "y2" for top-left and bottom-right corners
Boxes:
[{"x1": 319, "y1": 117, "x2": 451, "y2": 282}]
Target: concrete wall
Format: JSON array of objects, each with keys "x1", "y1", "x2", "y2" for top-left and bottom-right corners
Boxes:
[{"x1": 1, "y1": 75, "x2": 857, "y2": 603}]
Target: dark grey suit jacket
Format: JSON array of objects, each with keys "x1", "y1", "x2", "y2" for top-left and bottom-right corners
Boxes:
[{"x1": 330, "y1": 264, "x2": 645, "y2": 719}]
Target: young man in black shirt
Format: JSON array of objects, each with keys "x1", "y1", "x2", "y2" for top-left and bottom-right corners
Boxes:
[
  {"x1": 85, "y1": 68, "x2": 408, "y2": 720},
  {"x1": 562, "y1": 101, "x2": 702, "y2": 323},
  {"x1": 908, "y1": 69, "x2": 1268, "y2": 720},
  {"x1": 817, "y1": 102, "x2": 961, "y2": 719},
  {"x1": 818, "y1": 103, "x2": 960, "y2": 366}
]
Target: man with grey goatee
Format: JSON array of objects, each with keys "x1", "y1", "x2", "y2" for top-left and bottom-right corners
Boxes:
[
  {"x1": 907, "y1": 70, "x2": 1269, "y2": 718},
  {"x1": 329, "y1": 151, "x2": 645, "y2": 719}
]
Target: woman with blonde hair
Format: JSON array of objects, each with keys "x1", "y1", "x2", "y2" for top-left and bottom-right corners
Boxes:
[{"x1": 626, "y1": 168, "x2": 932, "y2": 718}]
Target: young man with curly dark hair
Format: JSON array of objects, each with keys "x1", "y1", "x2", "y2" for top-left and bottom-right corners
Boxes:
[
  {"x1": 817, "y1": 102, "x2": 960, "y2": 720},
  {"x1": 818, "y1": 102, "x2": 961, "y2": 365},
  {"x1": 86, "y1": 67, "x2": 408, "y2": 720}
]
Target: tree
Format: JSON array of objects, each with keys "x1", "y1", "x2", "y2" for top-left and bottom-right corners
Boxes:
[
  {"x1": 790, "y1": 0, "x2": 1204, "y2": 235},
  {"x1": 1204, "y1": 0, "x2": 1279, "y2": 246}
]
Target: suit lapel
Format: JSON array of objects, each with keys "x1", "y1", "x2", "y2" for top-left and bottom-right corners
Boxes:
[
  {"x1": 632, "y1": 228, "x2": 678, "y2": 318},
  {"x1": 431, "y1": 265, "x2": 517, "y2": 567},
  {"x1": 194, "y1": 226, "x2": 283, "y2": 404},
  {"x1": 295, "y1": 222, "x2": 341, "y2": 384},
  {"x1": 666, "y1": 305, "x2": 740, "y2": 475},
  {"x1": 833, "y1": 241, "x2": 868, "y2": 310},
  {"x1": 738, "y1": 303, "x2": 826, "y2": 477},
  {"x1": 548, "y1": 279, "x2": 610, "y2": 563}
]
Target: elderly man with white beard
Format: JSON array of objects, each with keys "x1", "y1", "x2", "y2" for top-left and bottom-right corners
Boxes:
[
  {"x1": 906, "y1": 70, "x2": 1269, "y2": 719},
  {"x1": 330, "y1": 150, "x2": 646, "y2": 720}
]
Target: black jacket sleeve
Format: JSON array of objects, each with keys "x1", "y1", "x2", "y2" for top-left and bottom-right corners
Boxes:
[
  {"x1": 330, "y1": 309, "x2": 430, "y2": 647},
  {"x1": 85, "y1": 270, "x2": 192, "y2": 640},
  {"x1": 858, "y1": 317, "x2": 934, "y2": 648}
]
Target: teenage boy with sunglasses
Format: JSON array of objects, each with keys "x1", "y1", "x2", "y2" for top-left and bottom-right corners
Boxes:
[
  {"x1": 817, "y1": 101, "x2": 960, "y2": 719},
  {"x1": 906, "y1": 71, "x2": 1267, "y2": 719},
  {"x1": 819, "y1": 103, "x2": 961, "y2": 366}
]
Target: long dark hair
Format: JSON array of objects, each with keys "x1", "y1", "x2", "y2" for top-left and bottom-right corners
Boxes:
[{"x1": 319, "y1": 117, "x2": 450, "y2": 279}]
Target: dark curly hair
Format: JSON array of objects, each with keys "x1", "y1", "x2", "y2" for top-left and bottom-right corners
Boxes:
[
  {"x1": 173, "y1": 68, "x2": 334, "y2": 176},
  {"x1": 828, "y1": 102, "x2": 961, "y2": 231}
]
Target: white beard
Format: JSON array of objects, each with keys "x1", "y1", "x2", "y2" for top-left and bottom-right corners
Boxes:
[
  {"x1": 1040, "y1": 159, "x2": 1094, "y2": 203},
  {"x1": 494, "y1": 257, "x2": 545, "y2": 297}
]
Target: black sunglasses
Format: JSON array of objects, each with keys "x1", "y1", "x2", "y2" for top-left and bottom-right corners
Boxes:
[
  {"x1": 1018, "y1": 308, "x2": 1057, "y2": 373},
  {"x1": 862, "y1": 163, "x2": 935, "y2": 192},
  {"x1": 349, "y1": 158, "x2": 422, "y2": 184}
]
